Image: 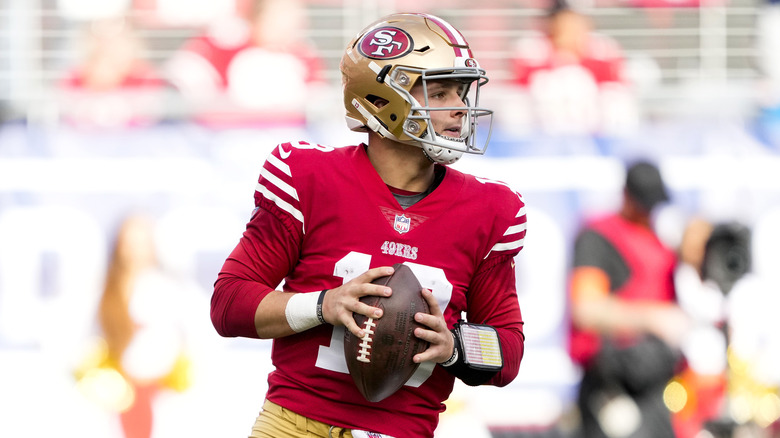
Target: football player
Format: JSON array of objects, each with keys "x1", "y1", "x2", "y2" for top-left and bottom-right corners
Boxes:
[{"x1": 211, "y1": 12, "x2": 527, "y2": 438}]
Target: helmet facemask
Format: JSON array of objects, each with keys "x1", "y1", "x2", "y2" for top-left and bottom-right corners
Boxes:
[{"x1": 387, "y1": 66, "x2": 493, "y2": 164}]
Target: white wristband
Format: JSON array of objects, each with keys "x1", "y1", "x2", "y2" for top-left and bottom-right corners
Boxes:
[{"x1": 285, "y1": 291, "x2": 322, "y2": 333}]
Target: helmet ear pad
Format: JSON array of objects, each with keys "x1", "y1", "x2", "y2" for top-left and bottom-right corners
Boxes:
[
  {"x1": 367, "y1": 92, "x2": 430, "y2": 141},
  {"x1": 346, "y1": 68, "x2": 430, "y2": 144}
]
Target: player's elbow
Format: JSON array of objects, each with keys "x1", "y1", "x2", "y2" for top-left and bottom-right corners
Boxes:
[
  {"x1": 210, "y1": 276, "x2": 265, "y2": 339},
  {"x1": 210, "y1": 289, "x2": 234, "y2": 338},
  {"x1": 492, "y1": 329, "x2": 525, "y2": 387}
]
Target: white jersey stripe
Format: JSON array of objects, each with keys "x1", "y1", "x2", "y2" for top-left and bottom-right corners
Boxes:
[
  {"x1": 491, "y1": 238, "x2": 525, "y2": 253},
  {"x1": 260, "y1": 166, "x2": 299, "y2": 201},
  {"x1": 267, "y1": 153, "x2": 292, "y2": 177},
  {"x1": 255, "y1": 183, "x2": 304, "y2": 226},
  {"x1": 504, "y1": 223, "x2": 527, "y2": 236}
]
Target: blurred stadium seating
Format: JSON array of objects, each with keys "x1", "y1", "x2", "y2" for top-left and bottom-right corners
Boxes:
[{"x1": 0, "y1": 0, "x2": 764, "y2": 122}]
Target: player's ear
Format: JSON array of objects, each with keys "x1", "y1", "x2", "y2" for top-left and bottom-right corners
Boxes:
[{"x1": 367, "y1": 95, "x2": 389, "y2": 109}]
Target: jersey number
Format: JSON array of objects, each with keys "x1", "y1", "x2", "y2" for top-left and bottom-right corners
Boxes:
[{"x1": 315, "y1": 252, "x2": 453, "y2": 387}]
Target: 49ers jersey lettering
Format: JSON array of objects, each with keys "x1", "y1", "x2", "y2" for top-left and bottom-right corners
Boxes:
[{"x1": 380, "y1": 241, "x2": 419, "y2": 260}]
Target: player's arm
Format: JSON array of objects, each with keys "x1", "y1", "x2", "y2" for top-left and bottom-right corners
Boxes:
[
  {"x1": 429, "y1": 185, "x2": 526, "y2": 386},
  {"x1": 569, "y1": 266, "x2": 689, "y2": 347},
  {"x1": 431, "y1": 254, "x2": 524, "y2": 387},
  {"x1": 570, "y1": 230, "x2": 689, "y2": 347},
  {"x1": 211, "y1": 205, "x2": 296, "y2": 339},
  {"x1": 212, "y1": 205, "x2": 392, "y2": 340},
  {"x1": 250, "y1": 267, "x2": 395, "y2": 340}
]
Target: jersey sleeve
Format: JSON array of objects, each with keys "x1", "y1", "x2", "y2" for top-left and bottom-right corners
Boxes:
[
  {"x1": 210, "y1": 142, "x2": 306, "y2": 338},
  {"x1": 463, "y1": 182, "x2": 527, "y2": 386},
  {"x1": 483, "y1": 183, "x2": 527, "y2": 260},
  {"x1": 464, "y1": 254, "x2": 525, "y2": 387},
  {"x1": 252, "y1": 142, "x2": 314, "y2": 234}
]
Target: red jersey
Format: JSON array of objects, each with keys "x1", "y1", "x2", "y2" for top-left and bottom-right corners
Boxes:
[
  {"x1": 511, "y1": 32, "x2": 625, "y2": 87},
  {"x1": 568, "y1": 213, "x2": 677, "y2": 366},
  {"x1": 180, "y1": 33, "x2": 322, "y2": 89},
  {"x1": 212, "y1": 142, "x2": 527, "y2": 437},
  {"x1": 62, "y1": 62, "x2": 166, "y2": 90},
  {"x1": 172, "y1": 33, "x2": 323, "y2": 128}
]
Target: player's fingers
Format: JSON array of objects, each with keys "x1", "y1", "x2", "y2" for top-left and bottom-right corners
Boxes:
[
  {"x1": 414, "y1": 311, "x2": 443, "y2": 333},
  {"x1": 333, "y1": 298, "x2": 370, "y2": 337},
  {"x1": 361, "y1": 283, "x2": 392, "y2": 298},
  {"x1": 355, "y1": 265, "x2": 395, "y2": 285},
  {"x1": 413, "y1": 325, "x2": 438, "y2": 342},
  {"x1": 353, "y1": 301, "x2": 383, "y2": 320},
  {"x1": 414, "y1": 296, "x2": 452, "y2": 364},
  {"x1": 331, "y1": 289, "x2": 386, "y2": 337},
  {"x1": 325, "y1": 279, "x2": 388, "y2": 320},
  {"x1": 415, "y1": 290, "x2": 445, "y2": 332},
  {"x1": 338, "y1": 267, "x2": 393, "y2": 321},
  {"x1": 345, "y1": 281, "x2": 390, "y2": 321},
  {"x1": 413, "y1": 332, "x2": 452, "y2": 364},
  {"x1": 420, "y1": 288, "x2": 441, "y2": 316},
  {"x1": 343, "y1": 316, "x2": 366, "y2": 339},
  {"x1": 337, "y1": 266, "x2": 393, "y2": 303}
]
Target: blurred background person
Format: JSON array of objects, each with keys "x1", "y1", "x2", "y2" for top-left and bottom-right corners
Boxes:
[
  {"x1": 567, "y1": 160, "x2": 690, "y2": 438},
  {"x1": 724, "y1": 208, "x2": 780, "y2": 436},
  {"x1": 510, "y1": 0, "x2": 639, "y2": 140},
  {"x1": 675, "y1": 214, "x2": 780, "y2": 437},
  {"x1": 671, "y1": 217, "x2": 731, "y2": 438},
  {"x1": 74, "y1": 213, "x2": 204, "y2": 438},
  {"x1": 164, "y1": 0, "x2": 324, "y2": 129},
  {"x1": 58, "y1": 16, "x2": 169, "y2": 129}
]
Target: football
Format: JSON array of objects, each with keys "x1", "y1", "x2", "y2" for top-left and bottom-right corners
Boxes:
[{"x1": 343, "y1": 263, "x2": 430, "y2": 402}]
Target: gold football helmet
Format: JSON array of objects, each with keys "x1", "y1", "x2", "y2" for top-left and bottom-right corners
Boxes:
[{"x1": 340, "y1": 13, "x2": 494, "y2": 164}]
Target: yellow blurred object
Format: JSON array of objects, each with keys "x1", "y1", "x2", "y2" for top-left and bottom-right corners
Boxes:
[
  {"x1": 664, "y1": 379, "x2": 688, "y2": 413},
  {"x1": 755, "y1": 393, "x2": 780, "y2": 428},
  {"x1": 161, "y1": 353, "x2": 193, "y2": 392},
  {"x1": 72, "y1": 337, "x2": 110, "y2": 381},
  {"x1": 74, "y1": 335, "x2": 192, "y2": 414},
  {"x1": 76, "y1": 366, "x2": 136, "y2": 412},
  {"x1": 73, "y1": 337, "x2": 135, "y2": 412},
  {"x1": 727, "y1": 348, "x2": 780, "y2": 427}
]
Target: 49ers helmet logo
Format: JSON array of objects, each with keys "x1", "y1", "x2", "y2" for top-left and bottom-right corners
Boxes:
[{"x1": 358, "y1": 27, "x2": 413, "y2": 60}]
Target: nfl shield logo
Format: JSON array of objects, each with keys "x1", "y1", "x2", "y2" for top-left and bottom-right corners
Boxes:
[{"x1": 393, "y1": 214, "x2": 411, "y2": 234}]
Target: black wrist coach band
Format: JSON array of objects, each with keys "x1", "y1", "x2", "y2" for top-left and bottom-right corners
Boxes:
[{"x1": 316, "y1": 289, "x2": 328, "y2": 324}]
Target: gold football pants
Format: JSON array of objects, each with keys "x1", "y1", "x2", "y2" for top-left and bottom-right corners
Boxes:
[{"x1": 249, "y1": 399, "x2": 353, "y2": 438}]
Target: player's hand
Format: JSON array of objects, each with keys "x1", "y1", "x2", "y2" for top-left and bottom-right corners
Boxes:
[
  {"x1": 412, "y1": 288, "x2": 453, "y2": 364},
  {"x1": 321, "y1": 266, "x2": 394, "y2": 338}
]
